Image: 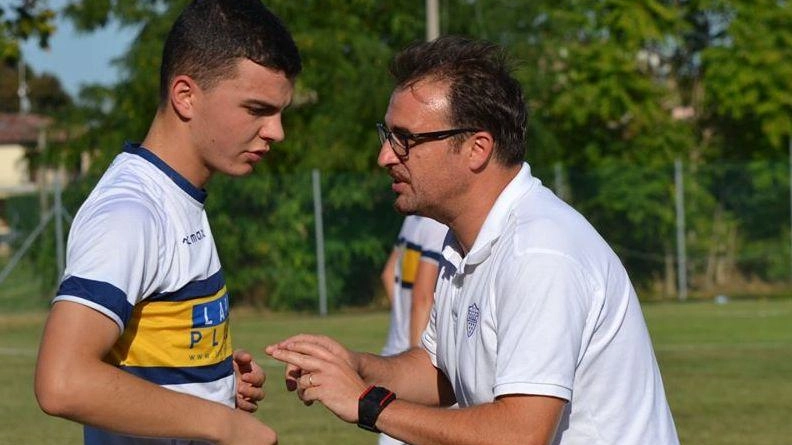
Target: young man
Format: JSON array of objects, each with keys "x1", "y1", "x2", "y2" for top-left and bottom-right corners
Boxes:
[
  {"x1": 34, "y1": 1, "x2": 301, "y2": 444},
  {"x1": 379, "y1": 215, "x2": 447, "y2": 445},
  {"x1": 267, "y1": 36, "x2": 679, "y2": 445}
]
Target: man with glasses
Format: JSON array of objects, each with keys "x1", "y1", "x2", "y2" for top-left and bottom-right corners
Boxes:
[{"x1": 268, "y1": 36, "x2": 679, "y2": 445}]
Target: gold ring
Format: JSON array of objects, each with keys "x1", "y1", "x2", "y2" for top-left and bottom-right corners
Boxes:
[{"x1": 308, "y1": 374, "x2": 314, "y2": 386}]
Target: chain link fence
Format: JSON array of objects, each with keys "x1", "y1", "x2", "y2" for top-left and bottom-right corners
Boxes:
[{"x1": 2, "y1": 159, "x2": 791, "y2": 312}]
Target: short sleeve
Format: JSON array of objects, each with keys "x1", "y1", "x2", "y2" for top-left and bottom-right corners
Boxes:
[
  {"x1": 491, "y1": 251, "x2": 594, "y2": 401},
  {"x1": 54, "y1": 198, "x2": 161, "y2": 332},
  {"x1": 416, "y1": 217, "x2": 447, "y2": 264}
]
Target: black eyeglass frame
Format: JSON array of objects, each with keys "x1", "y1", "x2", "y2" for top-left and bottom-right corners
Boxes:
[{"x1": 376, "y1": 122, "x2": 480, "y2": 157}]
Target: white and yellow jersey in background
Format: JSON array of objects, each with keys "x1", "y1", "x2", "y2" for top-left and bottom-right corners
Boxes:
[{"x1": 381, "y1": 215, "x2": 447, "y2": 356}]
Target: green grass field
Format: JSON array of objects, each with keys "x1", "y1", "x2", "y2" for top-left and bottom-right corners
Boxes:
[{"x1": 1, "y1": 299, "x2": 790, "y2": 444}]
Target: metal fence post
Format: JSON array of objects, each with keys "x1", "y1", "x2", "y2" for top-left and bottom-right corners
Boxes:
[
  {"x1": 312, "y1": 169, "x2": 328, "y2": 316},
  {"x1": 54, "y1": 175, "x2": 65, "y2": 281},
  {"x1": 675, "y1": 158, "x2": 688, "y2": 301}
]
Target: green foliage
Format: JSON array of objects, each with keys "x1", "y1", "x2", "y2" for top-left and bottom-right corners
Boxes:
[
  {"x1": 3, "y1": 177, "x2": 96, "y2": 298},
  {"x1": 42, "y1": 0, "x2": 792, "y2": 307},
  {"x1": 0, "y1": 61, "x2": 72, "y2": 113},
  {"x1": 207, "y1": 169, "x2": 399, "y2": 311},
  {"x1": 702, "y1": 0, "x2": 792, "y2": 149},
  {"x1": 0, "y1": 0, "x2": 55, "y2": 62}
]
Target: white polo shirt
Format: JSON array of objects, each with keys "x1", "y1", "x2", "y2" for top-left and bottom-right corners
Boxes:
[{"x1": 423, "y1": 163, "x2": 679, "y2": 445}]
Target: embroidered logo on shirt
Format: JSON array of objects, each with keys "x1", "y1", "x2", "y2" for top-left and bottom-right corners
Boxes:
[{"x1": 466, "y1": 303, "x2": 480, "y2": 338}]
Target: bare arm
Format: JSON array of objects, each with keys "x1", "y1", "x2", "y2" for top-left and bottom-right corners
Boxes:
[
  {"x1": 35, "y1": 301, "x2": 276, "y2": 445},
  {"x1": 266, "y1": 335, "x2": 453, "y2": 406},
  {"x1": 408, "y1": 260, "x2": 439, "y2": 347},
  {"x1": 377, "y1": 394, "x2": 564, "y2": 445},
  {"x1": 381, "y1": 248, "x2": 399, "y2": 305},
  {"x1": 357, "y1": 346, "x2": 454, "y2": 406},
  {"x1": 267, "y1": 337, "x2": 563, "y2": 445}
]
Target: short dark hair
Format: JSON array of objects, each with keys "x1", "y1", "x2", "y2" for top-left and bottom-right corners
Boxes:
[
  {"x1": 390, "y1": 36, "x2": 527, "y2": 166},
  {"x1": 159, "y1": 0, "x2": 302, "y2": 105}
]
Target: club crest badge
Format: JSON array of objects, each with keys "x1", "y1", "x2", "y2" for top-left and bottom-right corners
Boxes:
[{"x1": 466, "y1": 303, "x2": 480, "y2": 338}]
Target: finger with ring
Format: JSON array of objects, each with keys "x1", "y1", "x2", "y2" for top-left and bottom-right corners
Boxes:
[{"x1": 308, "y1": 374, "x2": 314, "y2": 387}]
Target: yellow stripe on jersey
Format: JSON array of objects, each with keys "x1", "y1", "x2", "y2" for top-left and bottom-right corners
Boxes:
[
  {"x1": 109, "y1": 287, "x2": 232, "y2": 368},
  {"x1": 400, "y1": 247, "x2": 422, "y2": 286}
]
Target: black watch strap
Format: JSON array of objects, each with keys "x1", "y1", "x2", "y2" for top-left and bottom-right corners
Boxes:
[{"x1": 357, "y1": 385, "x2": 396, "y2": 432}]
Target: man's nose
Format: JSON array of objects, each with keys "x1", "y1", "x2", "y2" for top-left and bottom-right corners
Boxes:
[
  {"x1": 259, "y1": 116, "x2": 285, "y2": 142},
  {"x1": 377, "y1": 140, "x2": 399, "y2": 167}
]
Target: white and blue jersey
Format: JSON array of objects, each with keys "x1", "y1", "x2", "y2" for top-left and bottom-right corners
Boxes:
[
  {"x1": 54, "y1": 143, "x2": 234, "y2": 445},
  {"x1": 381, "y1": 215, "x2": 447, "y2": 357}
]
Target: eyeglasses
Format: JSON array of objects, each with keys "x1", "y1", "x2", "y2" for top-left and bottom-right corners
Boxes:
[{"x1": 376, "y1": 122, "x2": 479, "y2": 158}]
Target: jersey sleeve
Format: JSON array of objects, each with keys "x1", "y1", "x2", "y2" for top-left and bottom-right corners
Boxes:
[
  {"x1": 491, "y1": 250, "x2": 595, "y2": 402},
  {"x1": 54, "y1": 198, "x2": 162, "y2": 333},
  {"x1": 416, "y1": 217, "x2": 447, "y2": 264}
]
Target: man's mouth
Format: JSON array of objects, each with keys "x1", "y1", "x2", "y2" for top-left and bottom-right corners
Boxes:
[
  {"x1": 388, "y1": 170, "x2": 408, "y2": 184},
  {"x1": 245, "y1": 150, "x2": 267, "y2": 163}
]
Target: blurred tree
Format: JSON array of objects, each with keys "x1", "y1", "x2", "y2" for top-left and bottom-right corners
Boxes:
[
  {"x1": 701, "y1": 0, "x2": 791, "y2": 152},
  {"x1": 0, "y1": 61, "x2": 72, "y2": 113},
  {"x1": 442, "y1": 0, "x2": 791, "y2": 293},
  {"x1": 39, "y1": 0, "x2": 791, "y2": 304},
  {"x1": 0, "y1": 0, "x2": 55, "y2": 62}
]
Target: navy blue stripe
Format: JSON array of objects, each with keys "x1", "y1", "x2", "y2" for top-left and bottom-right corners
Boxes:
[
  {"x1": 123, "y1": 142, "x2": 207, "y2": 203},
  {"x1": 399, "y1": 282, "x2": 414, "y2": 290},
  {"x1": 57, "y1": 276, "x2": 134, "y2": 326},
  {"x1": 121, "y1": 356, "x2": 233, "y2": 385},
  {"x1": 404, "y1": 241, "x2": 422, "y2": 252},
  {"x1": 404, "y1": 241, "x2": 441, "y2": 260},
  {"x1": 148, "y1": 270, "x2": 226, "y2": 302},
  {"x1": 422, "y1": 251, "x2": 442, "y2": 262}
]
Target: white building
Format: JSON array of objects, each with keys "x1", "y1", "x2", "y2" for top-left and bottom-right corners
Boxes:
[{"x1": 0, "y1": 113, "x2": 55, "y2": 252}]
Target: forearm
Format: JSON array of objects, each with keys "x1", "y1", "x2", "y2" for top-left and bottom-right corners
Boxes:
[
  {"x1": 381, "y1": 249, "x2": 398, "y2": 304},
  {"x1": 409, "y1": 292, "x2": 433, "y2": 347},
  {"x1": 375, "y1": 396, "x2": 563, "y2": 445},
  {"x1": 34, "y1": 302, "x2": 261, "y2": 442},
  {"x1": 36, "y1": 358, "x2": 238, "y2": 442},
  {"x1": 409, "y1": 261, "x2": 438, "y2": 347},
  {"x1": 356, "y1": 347, "x2": 450, "y2": 406}
]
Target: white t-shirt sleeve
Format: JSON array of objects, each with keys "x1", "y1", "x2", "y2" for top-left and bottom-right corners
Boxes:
[
  {"x1": 416, "y1": 218, "x2": 447, "y2": 264},
  {"x1": 492, "y1": 250, "x2": 594, "y2": 402},
  {"x1": 54, "y1": 198, "x2": 161, "y2": 332}
]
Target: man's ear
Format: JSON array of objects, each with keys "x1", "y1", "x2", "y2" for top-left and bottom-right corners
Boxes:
[
  {"x1": 468, "y1": 131, "x2": 495, "y2": 171},
  {"x1": 170, "y1": 75, "x2": 198, "y2": 120}
]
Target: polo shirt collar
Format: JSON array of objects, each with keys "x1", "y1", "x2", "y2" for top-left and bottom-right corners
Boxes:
[{"x1": 444, "y1": 162, "x2": 536, "y2": 270}]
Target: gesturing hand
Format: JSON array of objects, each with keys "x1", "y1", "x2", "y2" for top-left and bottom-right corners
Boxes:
[{"x1": 266, "y1": 335, "x2": 367, "y2": 423}]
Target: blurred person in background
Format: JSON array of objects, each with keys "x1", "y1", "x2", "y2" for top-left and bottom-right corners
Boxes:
[{"x1": 379, "y1": 214, "x2": 447, "y2": 445}]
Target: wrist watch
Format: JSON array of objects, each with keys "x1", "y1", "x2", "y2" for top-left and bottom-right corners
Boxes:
[{"x1": 357, "y1": 385, "x2": 396, "y2": 432}]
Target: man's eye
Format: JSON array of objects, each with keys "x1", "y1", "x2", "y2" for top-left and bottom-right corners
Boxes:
[
  {"x1": 392, "y1": 132, "x2": 410, "y2": 147},
  {"x1": 247, "y1": 106, "x2": 276, "y2": 116}
]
